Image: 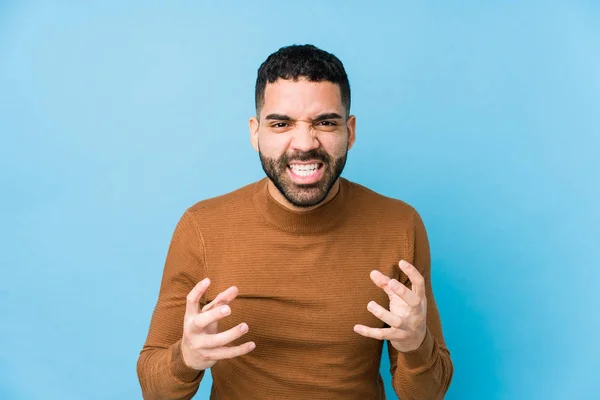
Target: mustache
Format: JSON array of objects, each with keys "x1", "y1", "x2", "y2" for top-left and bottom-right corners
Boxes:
[{"x1": 280, "y1": 150, "x2": 332, "y2": 165}]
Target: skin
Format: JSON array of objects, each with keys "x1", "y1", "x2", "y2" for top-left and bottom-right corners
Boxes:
[
  {"x1": 249, "y1": 78, "x2": 356, "y2": 209},
  {"x1": 181, "y1": 279, "x2": 254, "y2": 370},
  {"x1": 180, "y1": 78, "x2": 427, "y2": 370},
  {"x1": 354, "y1": 260, "x2": 428, "y2": 352}
]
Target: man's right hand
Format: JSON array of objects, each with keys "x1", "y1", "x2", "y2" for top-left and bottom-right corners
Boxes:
[{"x1": 180, "y1": 278, "x2": 255, "y2": 371}]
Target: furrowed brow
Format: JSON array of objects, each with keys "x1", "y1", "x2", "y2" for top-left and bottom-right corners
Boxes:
[
  {"x1": 312, "y1": 113, "x2": 344, "y2": 122},
  {"x1": 265, "y1": 113, "x2": 293, "y2": 121}
]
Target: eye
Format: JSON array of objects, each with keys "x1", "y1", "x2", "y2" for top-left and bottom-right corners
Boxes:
[
  {"x1": 317, "y1": 121, "x2": 337, "y2": 126},
  {"x1": 271, "y1": 122, "x2": 290, "y2": 128}
]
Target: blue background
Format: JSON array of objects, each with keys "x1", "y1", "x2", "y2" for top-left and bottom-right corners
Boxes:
[{"x1": 1, "y1": 1, "x2": 599, "y2": 399}]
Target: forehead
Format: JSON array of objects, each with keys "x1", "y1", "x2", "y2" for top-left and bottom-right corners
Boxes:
[{"x1": 261, "y1": 78, "x2": 343, "y2": 118}]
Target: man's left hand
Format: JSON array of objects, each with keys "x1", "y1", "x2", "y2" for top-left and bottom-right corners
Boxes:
[{"x1": 353, "y1": 260, "x2": 427, "y2": 353}]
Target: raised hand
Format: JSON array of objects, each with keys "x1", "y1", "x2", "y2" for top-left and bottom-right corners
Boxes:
[
  {"x1": 353, "y1": 260, "x2": 428, "y2": 353},
  {"x1": 180, "y1": 278, "x2": 256, "y2": 371}
]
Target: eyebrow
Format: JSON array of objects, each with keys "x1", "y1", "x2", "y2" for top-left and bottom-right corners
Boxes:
[{"x1": 264, "y1": 112, "x2": 344, "y2": 122}]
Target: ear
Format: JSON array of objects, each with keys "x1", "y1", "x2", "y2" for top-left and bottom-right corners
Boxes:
[
  {"x1": 346, "y1": 115, "x2": 356, "y2": 151},
  {"x1": 249, "y1": 116, "x2": 260, "y2": 152}
]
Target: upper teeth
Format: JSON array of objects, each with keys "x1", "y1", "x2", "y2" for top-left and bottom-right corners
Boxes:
[{"x1": 290, "y1": 163, "x2": 319, "y2": 176}]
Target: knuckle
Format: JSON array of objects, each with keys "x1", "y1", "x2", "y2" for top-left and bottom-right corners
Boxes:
[
  {"x1": 408, "y1": 317, "x2": 421, "y2": 329},
  {"x1": 183, "y1": 321, "x2": 194, "y2": 334},
  {"x1": 396, "y1": 330, "x2": 409, "y2": 340},
  {"x1": 191, "y1": 340, "x2": 204, "y2": 352},
  {"x1": 191, "y1": 316, "x2": 205, "y2": 330},
  {"x1": 202, "y1": 336, "x2": 216, "y2": 348},
  {"x1": 190, "y1": 313, "x2": 201, "y2": 324},
  {"x1": 195, "y1": 344, "x2": 209, "y2": 355}
]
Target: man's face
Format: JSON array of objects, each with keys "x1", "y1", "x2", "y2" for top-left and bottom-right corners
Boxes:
[{"x1": 250, "y1": 78, "x2": 356, "y2": 208}]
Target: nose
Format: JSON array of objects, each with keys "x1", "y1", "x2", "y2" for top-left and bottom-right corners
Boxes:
[{"x1": 290, "y1": 124, "x2": 319, "y2": 152}]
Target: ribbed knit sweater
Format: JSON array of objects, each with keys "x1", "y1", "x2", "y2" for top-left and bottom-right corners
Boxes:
[{"x1": 137, "y1": 177, "x2": 453, "y2": 399}]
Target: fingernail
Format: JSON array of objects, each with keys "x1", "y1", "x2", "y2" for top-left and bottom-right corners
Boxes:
[
  {"x1": 249, "y1": 342, "x2": 256, "y2": 350},
  {"x1": 220, "y1": 305, "x2": 231, "y2": 315},
  {"x1": 240, "y1": 323, "x2": 248, "y2": 333},
  {"x1": 367, "y1": 301, "x2": 375, "y2": 311},
  {"x1": 201, "y1": 278, "x2": 210, "y2": 286}
]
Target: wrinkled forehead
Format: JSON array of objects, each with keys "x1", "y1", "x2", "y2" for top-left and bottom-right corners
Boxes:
[{"x1": 261, "y1": 78, "x2": 344, "y2": 119}]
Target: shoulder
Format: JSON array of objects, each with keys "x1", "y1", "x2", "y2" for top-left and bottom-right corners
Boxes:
[
  {"x1": 345, "y1": 178, "x2": 419, "y2": 220},
  {"x1": 184, "y1": 180, "x2": 260, "y2": 221}
]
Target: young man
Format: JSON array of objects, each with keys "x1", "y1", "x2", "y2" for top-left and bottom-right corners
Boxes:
[{"x1": 137, "y1": 44, "x2": 453, "y2": 400}]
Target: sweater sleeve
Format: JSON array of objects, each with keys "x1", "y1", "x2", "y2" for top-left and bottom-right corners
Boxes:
[
  {"x1": 137, "y1": 210, "x2": 209, "y2": 400},
  {"x1": 388, "y1": 210, "x2": 454, "y2": 400}
]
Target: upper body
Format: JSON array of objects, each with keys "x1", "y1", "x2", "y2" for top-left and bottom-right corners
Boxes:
[
  {"x1": 137, "y1": 44, "x2": 453, "y2": 399},
  {"x1": 138, "y1": 177, "x2": 452, "y2": 399}
]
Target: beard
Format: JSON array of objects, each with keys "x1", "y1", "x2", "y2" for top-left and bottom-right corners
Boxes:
[{"x1": 259, "y1": 147, "x2": 348, "y2": 208}]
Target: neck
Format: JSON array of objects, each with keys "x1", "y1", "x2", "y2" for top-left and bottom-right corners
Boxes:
[{"x1": 267, "y1": 179, "x2": 341, "y2": 212}]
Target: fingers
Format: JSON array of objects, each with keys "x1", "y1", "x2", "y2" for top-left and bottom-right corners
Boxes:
[
  {"x1": 369, "y1": 270, "x2": 395, "y2": 298},
  {"x1": 186, "y1": 278, "x2": 211, "y2": 316},
  {"x1": 367, "y1": 300, "x2": 404, "y2": 329},
  {"x1": 190, "y1": 304, "x2": 233, "y2": 332},
  {"x1": 183, "y1": 323, "x2": 255, "y2": 370},
  {"x1": 398, "y1": 260, "x2": 425, "y2": 298},
  {"x1": 201, "y1": 341, "x2": 256, "y2": 361},
  {"x1": 370, "y1": 261, "x2": 426, "y2": 305},
  {"x1": 369, "y1": 269, "x2": 390, "y2": 287},
  {"x1": 203, "y1": 322, "x2": 251, "y2": 348},
  {"x1": 387, "y1": 279, "x2": 421, "y2": 307},
  {"x1": 202, "y1": 286, "x2": 239, "y2": 312},
  {"x1": 353, "y1": 324, "x2": 397, "y2": 341}
]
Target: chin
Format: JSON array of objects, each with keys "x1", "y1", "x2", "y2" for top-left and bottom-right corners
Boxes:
[{"x1": 283, "y1": 183, "x2": 331, "y2": 208}]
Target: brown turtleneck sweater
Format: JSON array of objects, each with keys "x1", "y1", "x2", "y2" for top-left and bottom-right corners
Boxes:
[{"x1": 137, "y1": 178, "x2": 453, "y2": 399}]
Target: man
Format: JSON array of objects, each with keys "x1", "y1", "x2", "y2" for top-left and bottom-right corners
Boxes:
[{"x1": 137, "y1": 44, "x2": 453, "y2": 400}]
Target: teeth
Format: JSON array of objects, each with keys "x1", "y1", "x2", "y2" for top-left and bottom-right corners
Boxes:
[{"x1": 289, "y1": 163, "x2": 319, "y2": 177}]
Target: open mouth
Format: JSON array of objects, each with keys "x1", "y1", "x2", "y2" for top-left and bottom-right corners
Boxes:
[{"x1": 287, "y1": 162, "x2": 325, "y2": 183}]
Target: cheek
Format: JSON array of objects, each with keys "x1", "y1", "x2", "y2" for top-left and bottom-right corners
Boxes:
[
  {"x1": 258, "y1": 133, "x2": 291, "y2": 156},
  {"x1": 320, "y1": 133, "x2": 348, "y2": 157}
]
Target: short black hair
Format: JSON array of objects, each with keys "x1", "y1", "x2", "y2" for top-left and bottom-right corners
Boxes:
[{"x1": 255, "y1": 44, "x2": 351, "y2": 118}]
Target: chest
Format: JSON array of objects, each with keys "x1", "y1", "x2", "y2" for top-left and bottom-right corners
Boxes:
[{"x1": 204, "y1": 230, "x2": 405, "y2": 347}]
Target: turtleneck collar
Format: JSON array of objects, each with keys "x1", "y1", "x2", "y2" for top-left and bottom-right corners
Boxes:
[{"x1": 252, "y1": 177, "x2": 351, "y2": 234}]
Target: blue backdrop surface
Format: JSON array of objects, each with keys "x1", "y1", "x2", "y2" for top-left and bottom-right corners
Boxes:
[{"x1": 1, "y1": 1, "x2": 599, "y2": 399}]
